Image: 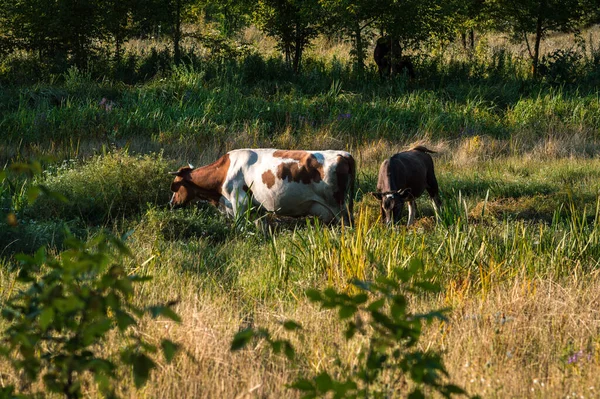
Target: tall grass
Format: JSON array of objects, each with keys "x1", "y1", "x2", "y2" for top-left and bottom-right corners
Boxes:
[{"x1": 2, "y1": 28, "x2": 600, "y2": 398}]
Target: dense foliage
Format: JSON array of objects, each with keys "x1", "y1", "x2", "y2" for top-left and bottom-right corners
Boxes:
[
  {"x1": 1, "y1": 0, "x2": 598, "y2": 77},
  {"x1": 0, "y1": 162, "x2": 182, "y2": 398}
]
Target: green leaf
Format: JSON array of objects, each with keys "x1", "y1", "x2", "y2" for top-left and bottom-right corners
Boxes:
[
  {"x1": 443, "y1": 384, "x2": 467, "y2": 395},
  {"x1": 283, "y1": 320, "x2": 302, "y2": 331},
  {"x1": 414, "y1": 281, "x2": 440, "y2": 293},
  {"x1": 271, "y1": 341, "x2": 282, "y2": 354},
  {"x1": 314, "y1": 372, "x2": 333, "y2": 393},
  {"x1": 115, "y1": 310, "x2": 136, "y2": 331},
  {"x1": 305, "y1": 289, "x2": 322, "y2": 302},
  {"x1": 290, "y1": 378, "x2": 316, "y2": 392},
  {"x1": 367, "y1": 298, "x2": 385, "y2": 312},
  {"x1": 38, "y1": 185, "x2": 68, "y2": 203},
  {"x1": 82, "y1": 318, "x2": 113, "y2": 345},
  {"x1": 352, "y1": 293, "x2": 368, "y2": 304},
  {"x1": 26, "y1": 186, "x2": 41, "y2": 204},
  {"x1": 148, "y1": 306, "x2": 181, "y2": 322},
  {"x1": 108, "y1": 236, "x2": 133, "y2": 257},
  {"x1": 408, "y1": 388, "x2": 426, "y2": 399},
  {"x1": 338, "y1": 305, "x2": 357, "y2": 320},
  {"x1": 161, "y1": 339, "x2": 180, "y2": 363},
  {"x1": 39, "y1": 307, "x2": 54, "y2": 331},
  {"x1": 283, "y1": 342, "x2": 295, "y2": 360},
  {"x1": 231, "y1": 328, "x2": 254, "y2": 351},
  {"x1": 131, "y1": 353, "x2": 155, "y2": 388}
]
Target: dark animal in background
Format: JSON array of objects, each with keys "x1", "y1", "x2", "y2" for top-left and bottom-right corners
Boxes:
[
  {"x1": 372, "y1": 146, "x2": 441, "y2": 226},
  {"x1": 373, "y1": 37, "x2": 415, "y2": 79}
]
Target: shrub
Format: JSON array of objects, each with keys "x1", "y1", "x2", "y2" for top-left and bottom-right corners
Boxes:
[
  {"x1": 0, "y1": 235, "x2": 181, "y2": 398},
  {"x1": 28, "y1": 151, "x2": 173, "y2": 225},
  {"x1": 232, "y1": 259, "x2": 471, "y2": 398},
  {"x1": 0, "y1": 159, "x2": 182, "y2": 398}
]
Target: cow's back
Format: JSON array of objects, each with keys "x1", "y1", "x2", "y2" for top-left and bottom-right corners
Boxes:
[
  {"x1": 225, "y1": 149, "x2": 353, "y2": 221},
  {"x1": 378, "y1": 150, "x2": 433, "y2": 196}
]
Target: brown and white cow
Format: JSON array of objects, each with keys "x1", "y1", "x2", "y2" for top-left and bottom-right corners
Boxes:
[
  {"x1": 372, "y1": 146, "x2": 441, "y2": 226},
  {"x1": 169, "y1": 149, "x2": 355, "y2": 225}
]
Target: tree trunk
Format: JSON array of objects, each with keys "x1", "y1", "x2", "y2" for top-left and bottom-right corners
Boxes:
[
  {"x1": 532, "y1": 0, "x2": 546, "y2": 77},
  {"x1": 389, "y1": 37, "x2": 401, "y2": 76},
  {"x1": 115, "y1": 36, "x2": 122, "y2": 65},
  {"x1": 461, "y1": 32, "x2": 467, "y2": 50},
  {"x1": 353, "y1": 17, "x2": 364, "y2": 75},
  {"x1": 469, "y1": 28, "x2": 475, "y2": 49},
  {"x1": 174, "y1": 0, "x2": 181, "y2": 64},
  {"x1": 293, "y1": 23, "x2": 302, "y2": 73}
]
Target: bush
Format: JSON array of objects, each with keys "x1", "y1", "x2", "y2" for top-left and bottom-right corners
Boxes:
[
  {"x1": 0, "y1": 159, "x2": 182, "y2": 398},
  {"x1": 232, "y1": 259, "x2": 471, "y2": 398},
  {"x1": 28, "y1": 151, "x2": 173, "y2": 225},
  {"x1": 0, "y1": 234, "x2": 181, "y2": 398},
  {"x1": 539, "y1": 49, "x2": 582, "y2": 85}
]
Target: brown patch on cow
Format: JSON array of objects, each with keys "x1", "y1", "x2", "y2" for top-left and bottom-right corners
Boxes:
[
  {"x1": 192, "y1": 153, "x2": 230, "y2": 196},
  {"x1": 273, "y1": 150, "x2": 309, "y2": 161},
  {"x1": 274, "y1": 151, "x2": 324, "y2": 185},
  {"x1": 262, "y1": 170, "x2": 276, "y2": 189},
  {"x1": 171, "y1": 154, "x2": 231, "y2": 206}
]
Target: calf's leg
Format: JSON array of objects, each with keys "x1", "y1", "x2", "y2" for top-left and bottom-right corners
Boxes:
[{"x1": 407, "y1": 200, "x2": 418, "y2": 226}]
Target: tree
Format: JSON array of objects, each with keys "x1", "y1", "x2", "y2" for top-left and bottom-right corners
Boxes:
[
  {"x1": 253, "y1": 0, "x2": 325, "y2": 73},
  {"x1": 232, "y1": 260, "x2": 471, "y2": 398},
  {"x1": 372, "y1": 0, "x2": 454, "y2": 75},
  {"x1": 197, "y1": 0, "x2": 253, "y2": 37},
  {"x1": 488, "y1": 0, "x2": 586, "y2": 76},
  {"x1": 451, "y1": 0, "x2": 487, "y2": 51},
  {"x1": 0, "y1": 162, "x2": 182, "y2": 398},
  {"x1": 103, "y1": 0, "x2": 136, "y2": 63},
  {"x1": 131, "y1": 0, "x2": 196, "y2": 64},
  {"x1": 1, "y1": 0, "x2": 107, "y2": 69},
  {"x1": 321, "y1": 0, "x2": 379, "y2": 75}
]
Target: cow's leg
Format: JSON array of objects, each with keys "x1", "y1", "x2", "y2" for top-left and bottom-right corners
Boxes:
[
  {"x1": 230, "y1": 188, "x2": 252, "y2": 219},
  {"x1": 308, "y1": 202, "x2": 336, "y2": 224},
  {"x1": 230, "y1": 187, "x2": 272, "y2": 234},
  {"x1": 426, "y1": 179, "x2": 442, "y2": 214},
  {"x1": 407, "y1": 200, "x2": 417, "y2": 226}
]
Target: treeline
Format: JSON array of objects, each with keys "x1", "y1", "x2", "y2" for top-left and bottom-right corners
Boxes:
[{"x1": 1, "y1": 0, "x2": 599, "y2": 80}]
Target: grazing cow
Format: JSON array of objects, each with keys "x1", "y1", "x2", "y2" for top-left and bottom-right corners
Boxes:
[
  {"x1": 374, "y1": 37, "x2": 415, "y2": 79},
  {"x1": 372, "y1": 146, "x2": 441, "y2": 226},
  {"x1": 169, "y1": 149, "x2": 355, "y2": 225}
]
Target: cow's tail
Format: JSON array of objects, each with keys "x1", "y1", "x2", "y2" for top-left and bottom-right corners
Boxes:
[{"x1": 411, "y1": 145, "x2": 436, "y2": 154}]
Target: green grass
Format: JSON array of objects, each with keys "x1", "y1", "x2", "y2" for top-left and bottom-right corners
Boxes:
[
  {"x1": 2, "y1": 32, "x2": 600, "y2": 397},
  {"x1": 2, "y1": 54, "x2": 600, "y2": 165}
]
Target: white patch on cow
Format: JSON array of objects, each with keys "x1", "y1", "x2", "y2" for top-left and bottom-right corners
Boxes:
[{"x1": 213, "y1": 148, "x2": 352, "y2": 223}]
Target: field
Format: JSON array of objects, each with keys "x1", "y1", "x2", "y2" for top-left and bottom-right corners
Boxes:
[{"x1": 2, "y1": 28, "x2": 600, "y2": 398}]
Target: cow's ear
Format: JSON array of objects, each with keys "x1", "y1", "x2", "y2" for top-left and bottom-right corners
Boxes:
[
  {"x1": 396, "y1": 188, "x2": 413, "y2": 200},
  {"x1": 370, "y1": 192, "x2": 384, "y2": 200},
  {"x1": 169, "y1": 167, "x2": 192, "y2": 178},
  {"x1": 170, "y1": 181, "x2": 183, "y2": 192}
]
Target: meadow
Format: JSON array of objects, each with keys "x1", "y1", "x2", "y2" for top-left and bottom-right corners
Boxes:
[{"x1": 2, "y1": 28, "x2": 600, "y2": 398}]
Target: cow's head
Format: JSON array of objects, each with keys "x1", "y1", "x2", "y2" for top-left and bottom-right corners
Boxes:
[
  {"x1": 371, "y1": 188, "x2": 413, "y2": 225},
  {"x1": 169, "y1": 165, "x2": 195, "y2": 208}
]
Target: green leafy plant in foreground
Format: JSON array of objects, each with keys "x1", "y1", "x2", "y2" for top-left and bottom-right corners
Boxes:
[
  {"x1": 0, "y1": 161, "x2": 182, "y2": 398},
  {"x1": 0, "y1": 235, "x2": 181, "y2": 398},
  {"x1": 232, "y1": 259, "x2": 472, "y2": 398}
]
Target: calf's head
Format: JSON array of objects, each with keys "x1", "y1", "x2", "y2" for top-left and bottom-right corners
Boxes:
[
  {"x1": 371, "y1": 188, "x2": 413, "y2": 225},
  {"x1": 169, "y1": 166, "x2": 195, "y2": 208}
]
